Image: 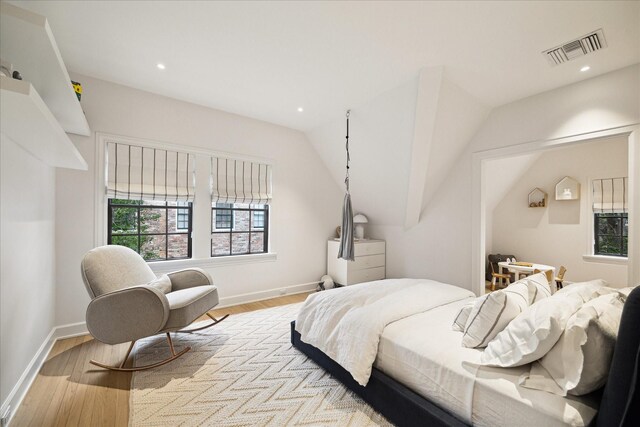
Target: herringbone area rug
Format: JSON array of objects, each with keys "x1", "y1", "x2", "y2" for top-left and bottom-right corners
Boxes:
[{"x1": 130, "y1": 303, "x2": 392, "y2": 426}]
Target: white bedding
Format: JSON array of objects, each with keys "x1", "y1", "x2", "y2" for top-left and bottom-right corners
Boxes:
[
  {"x1": 295, "y1": 278, "x2": 474, "y2": 386},
  {"x1": 376, "y1": 299, "x2": 599, "y2": 426}
]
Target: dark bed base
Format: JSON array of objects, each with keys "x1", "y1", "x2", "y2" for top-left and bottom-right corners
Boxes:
[
  {"x1": 291, "y1": 285, "x2": 640, "y2": 427},
  {"x1": 290, "y1": 321, "x2": 467, "y2": 427}
]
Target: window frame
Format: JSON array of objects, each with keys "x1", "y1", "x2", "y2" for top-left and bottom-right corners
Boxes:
[
  {"x1": 211, "y1": 204, "x2": 269, "y2": 257},
  {"x1": 107, "y1": 199, "x2": 193, "y2": 261}
]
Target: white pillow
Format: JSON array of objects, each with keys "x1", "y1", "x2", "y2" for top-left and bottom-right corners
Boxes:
[
  {"x1": 147, "y1": 274, "x2": 172, "y2": 294},
  {"x1": 520, "y1": 292, "x2": 625, "y2": 396},
  {"x1": 554, "y1": 279, "x2": 607, "y2": 299},
  {"x1": 452, "y1": 297, "x2": 482, "y2": 332},
  {"x1": 526, "y1": 272, "x2": 552, "y2": 303},
  {"x1": 462, "y1": 280, "x2": 529, "y2": 348},
  {"x1": 480, "y1": 290, "x2": 590, "y2": 367}
]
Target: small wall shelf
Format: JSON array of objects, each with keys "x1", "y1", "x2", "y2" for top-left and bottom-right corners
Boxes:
[
  {"x1": 1, "y1": 2, "x2": 90, "y2": 136},
  {"x1": 528, "y1": 188, "x2": 547, "y2": 208},
  {"x1": 555, "y1": 176, "x2": 580, "y2": 200},
  {"x1": 1, "y1": 76, "x2": 87, "y2": 170}
]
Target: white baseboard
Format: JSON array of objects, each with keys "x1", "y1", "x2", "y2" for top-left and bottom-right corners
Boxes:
[
  {"x1": 0, "y1": 321, "x2": 89, "y2": 426},
  {"x1": 217, "y1": 281, "x2": 318, "y2": 308},
  {"x1": 0, "y1": 282, "x2": 315, "y2": 425}
]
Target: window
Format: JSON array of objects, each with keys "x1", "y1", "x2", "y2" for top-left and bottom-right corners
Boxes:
[
  {"x1": 211, "y1": 203, "x2": 268, "y2": 256},
  {"x1": 108, "y1": 199, "x2": 192, "y2": 261},
  {"x1": 252, "y1": 210, "x2": 265, "y2": 229},
  {"x1": 214, "y1": 203, "x2": 233, "y2": 230},
  {"x1": 176, "y1": 202, "x2": 190, "y2": 230},
  {"x1": 591, "y1": 177, "x2": 628, "y2": 258},
  {"x1": 594, "y1": 213, "x2": 628, "y2": 257}
]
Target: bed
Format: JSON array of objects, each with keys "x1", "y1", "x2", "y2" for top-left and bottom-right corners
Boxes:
[{"x1": 291, "y1": 279, "x2": 640, "y2": 427}]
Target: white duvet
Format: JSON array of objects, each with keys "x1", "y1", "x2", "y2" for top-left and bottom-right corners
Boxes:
[{"x1": 295, "y1": 278, "x2": 474, "y2": 386}]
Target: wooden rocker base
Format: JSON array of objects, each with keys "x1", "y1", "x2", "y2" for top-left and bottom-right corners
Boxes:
[
  {"x1": 90, "y1": 313, "x2": 228, "y2": 372},
  {"x1": 174, "y1": 312, "x2": 229, "y2": 334},
  {"x1": 89, "y1": 333, "x2": 190, "y2": 372}
]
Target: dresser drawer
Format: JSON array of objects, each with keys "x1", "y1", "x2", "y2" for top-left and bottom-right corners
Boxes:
[
  {"x1": 354, "y1": 241, "x2": 385, "y2": 257},
  {"x1": 346, "y1": 267, "x2": 386, "y2": 285},
  {"x1": 350, "y1": 254, "x2": 385, "y2": 271}
]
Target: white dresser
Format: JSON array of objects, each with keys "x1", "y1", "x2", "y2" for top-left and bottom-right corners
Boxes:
[{"x1": 327, "y1": 239, "x2": 386, "y2": 286}]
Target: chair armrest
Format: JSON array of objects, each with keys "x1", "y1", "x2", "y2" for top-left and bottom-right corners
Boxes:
[
  {"x1": 167, "y1": 268, "x2": 213, "y2": 292},
  {"x1": 86, "y1": 285, "x2": 169, "y2": 345}
]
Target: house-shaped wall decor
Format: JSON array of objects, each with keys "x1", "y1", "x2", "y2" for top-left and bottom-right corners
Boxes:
[
  {"x1": 555, "y1": 176, "x2": 580, "y2": 200},
  {"x1": 528, "y1": 188, "x2": 547, "y2": 208}
]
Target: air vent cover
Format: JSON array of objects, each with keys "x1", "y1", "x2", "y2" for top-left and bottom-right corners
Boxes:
[{"x1": 543, "y1": 29, "x2": 607, "y2": 66}]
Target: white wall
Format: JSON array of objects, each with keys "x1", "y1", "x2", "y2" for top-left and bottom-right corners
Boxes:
[
  {"x1": 491, "y1": 136, "x2": 628, "y2": 286},
  {"x1": 484, "y1": 152, "x2": 540, "y2": 257},
  {"x1": 55, "y1": 73, "x2": 342, "y2": 326},
  {"x1": 306, "y1": 77, "x2": 419, "y2": 226},
  {"x1": 0, "y1": 135, "x2": 57, "y2": 406},
  {"x1": 370, "y1": 64, "x2": 639, "y2": 289}
]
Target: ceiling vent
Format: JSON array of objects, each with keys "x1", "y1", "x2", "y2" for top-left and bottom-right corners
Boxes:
[{"x1": 543, "y1": 29, "x2": 607, "y2": 66}]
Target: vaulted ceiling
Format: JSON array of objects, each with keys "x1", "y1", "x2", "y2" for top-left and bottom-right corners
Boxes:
[{"x1": 10, "y1": 1, "x2": 640, "y2": 131}]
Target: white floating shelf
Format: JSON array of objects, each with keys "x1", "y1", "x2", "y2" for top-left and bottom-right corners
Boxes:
[
  {"x1": 1, "y1": 76, "x2": 87, "y2": 170},
  {"x1": 555, "y1": 176, "x2": 580, "y2": 200},
  {"x1": 1, "y1": 2, "x2": 90, "y2": 136},
  {"x1": 528, "y1": 187, "x2": 547, "y2": 208}
]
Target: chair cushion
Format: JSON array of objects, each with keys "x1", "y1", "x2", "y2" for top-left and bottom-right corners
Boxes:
[{"x1": 163, "y1": 285, "x2": 219, "y2": 331}]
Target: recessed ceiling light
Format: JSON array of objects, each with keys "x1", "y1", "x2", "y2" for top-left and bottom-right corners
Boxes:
[
  {"x1": 580, "y1": 65, "x2": 590, "y2": 72},
  {"x1": 157, "y1": 63, "x2": 166, "y2": 70},
  {"x1": 297, "y1": 107, "x2": 304, "y2": 112}
]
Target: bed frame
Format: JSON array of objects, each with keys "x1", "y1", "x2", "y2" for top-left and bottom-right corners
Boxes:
[{"x1": 290, "y1": 286, "x2": 640, "y2": 427}]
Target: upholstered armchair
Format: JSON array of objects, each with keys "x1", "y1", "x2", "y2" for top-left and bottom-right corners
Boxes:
[{"x1": 81, "y1": 245, "x2": 227, "y2": 371}]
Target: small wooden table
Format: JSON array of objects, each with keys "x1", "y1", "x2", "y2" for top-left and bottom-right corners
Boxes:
[{"x1": 498, "y1": 262, "x2": 556, "y2": 283}]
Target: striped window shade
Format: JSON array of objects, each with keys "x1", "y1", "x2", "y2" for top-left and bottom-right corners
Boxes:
[
  {"x1": 105, "y1": 142, "x2": 195, "y2": 201},
  {"x1": 592, "y1": 177, "x2": 628, "y2": 213},
  {"x1": 210, "y1": 157, "x2": 272, "y2": 204}
]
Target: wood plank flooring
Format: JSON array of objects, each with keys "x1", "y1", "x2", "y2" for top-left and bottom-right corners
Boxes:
[{"x1": 11, "y1": 292, "x2": 311, "y2": 427}]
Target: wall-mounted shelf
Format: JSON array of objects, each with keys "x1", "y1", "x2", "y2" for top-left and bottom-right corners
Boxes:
[
  {"x1": 555, "y1": 176, "x2": 580, "y2": 200},
  {"x1": 1, "y1": 2, "x2": 90, "y2": 136},
  {"x1": 1, "y1": 76, "x2": 87, "y2": 170},
  {"x1": 528, "y1": 188, "x2": 547, "y2": 208}
]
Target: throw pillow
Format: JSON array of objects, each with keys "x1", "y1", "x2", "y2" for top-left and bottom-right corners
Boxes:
[
  {"x1": 526, "y1": 272, "x2": 552, "y2": 303},
  {"x1": 462, "y1": 280, "x2": 529, "y2": 348},
  {"x1": 520, "y1": 292, "x2": 625, "y2": 396},
  {"x1": 147, "y1": 274, "x2": 172, "y2": 294},
  {"x1": 452, "y1": 297, "x2": 484, "y2": 332},
  {"x1": 480, "y1": 290, "x2": 589, "y2": 367}
]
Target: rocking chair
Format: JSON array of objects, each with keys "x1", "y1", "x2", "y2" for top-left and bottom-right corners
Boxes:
[{"x1": 81, "y1": 245, "x2": 228, "y2": 371}]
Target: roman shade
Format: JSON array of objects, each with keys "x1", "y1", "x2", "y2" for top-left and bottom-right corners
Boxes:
[
  {"x1": 592, "y1": 177, "x2": 628, "y2": 213},
  {"x1": 210, "y1": 157, "x2": 272, "y2": 204},
  {"x1": 106, "y1": 141, "x2": 195, "y2": 201}
]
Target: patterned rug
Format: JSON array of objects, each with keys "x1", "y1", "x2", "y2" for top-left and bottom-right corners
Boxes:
[{"x1": 129, "y1": 303, "x2": 392, "y2": 426}]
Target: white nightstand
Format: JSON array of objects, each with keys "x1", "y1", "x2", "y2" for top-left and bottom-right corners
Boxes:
[{"x1": 327, "y1": 239, "x2": 386, "y2": 286}]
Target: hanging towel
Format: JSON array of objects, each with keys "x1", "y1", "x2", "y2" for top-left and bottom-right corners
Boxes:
[{"x1": 338, "y1": 192, "x2": 355, "y2": 261}]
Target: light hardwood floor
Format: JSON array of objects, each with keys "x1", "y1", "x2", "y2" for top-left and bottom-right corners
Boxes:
[{"x1": 11, "y1": 292, "x2": 312, "y2": 427}]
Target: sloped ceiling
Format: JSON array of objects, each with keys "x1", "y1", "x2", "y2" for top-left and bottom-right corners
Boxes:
[
  {"x1": 307, "y1": 69, "x2": 490, "y2": 227},
  {"x1": 306, "y1": 78, "x2": 418, "y2": 226}
]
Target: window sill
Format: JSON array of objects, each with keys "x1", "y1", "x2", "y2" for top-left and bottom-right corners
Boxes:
[
  {"x1": 582, "y1": 254, "x2": 628, "y2": 265},
  {"x1": 148, "y1": 252, "x2": 278, "y2": 274}
]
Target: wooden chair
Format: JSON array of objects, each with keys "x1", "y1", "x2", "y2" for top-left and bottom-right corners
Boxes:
[
  {"x1": 489, "y1": 262, "x2": 511, "y2": 291},
  {"x1": 555, "y1": 266, "x2": 567, "y2": 290}
]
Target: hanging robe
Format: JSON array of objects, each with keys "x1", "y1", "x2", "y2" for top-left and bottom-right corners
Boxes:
[{"x1": 338, "y1": 192, "x2": 355, "y2": 260}]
